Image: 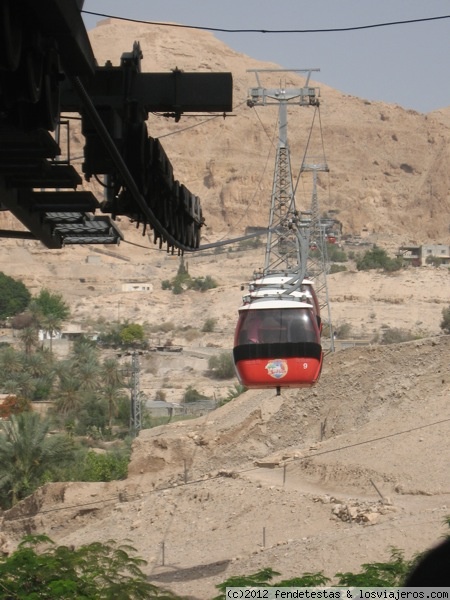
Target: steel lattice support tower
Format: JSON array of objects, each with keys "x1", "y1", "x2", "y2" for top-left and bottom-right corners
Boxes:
[
  {"x1": 301, "y1": 165, "x2": 335, "y2": 351},
  {"x1": 247, "y1": 69, "x2": 320, "y2": 278},
  {"x1": 129, "y1": 351, "x2": 142, "y2": 436},
  {"x1": 248, "y1": 69, "x2": 334, "y2": 350}
]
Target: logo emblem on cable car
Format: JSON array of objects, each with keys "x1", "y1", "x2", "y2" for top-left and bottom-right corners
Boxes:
[{"x1": 265, "y1": 359, "x2": 288, "y2": 380}]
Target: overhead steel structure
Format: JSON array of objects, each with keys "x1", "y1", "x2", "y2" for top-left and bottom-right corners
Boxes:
[
  {"x1": 240, "y1": 69, "x2": 334, "y2": 361},
  {"x1": 0, "y1": 0, "x2": 233, "y2": 251},
  {"x1": 246, "y1": 69, "x2": 319, "y2": 283},
  {"x1": 301, "y1": 165, "x2": 334, "y2": 350}
]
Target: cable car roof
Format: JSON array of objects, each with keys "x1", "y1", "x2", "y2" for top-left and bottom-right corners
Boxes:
[
  {"x1": 253, "y1": 275, "x2": 314, "y2": 284},
  {"x1": 238, "y1": 297, "x2": 313, "y2": 311}
]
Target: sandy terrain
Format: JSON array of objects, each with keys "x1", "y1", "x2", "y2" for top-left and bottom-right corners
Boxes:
[{"x1": 0, "y1": 233, "x2": 449, "y2": 599}]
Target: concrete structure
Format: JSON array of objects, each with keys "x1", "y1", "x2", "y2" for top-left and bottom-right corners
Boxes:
[
  {"x1": 121, "y1": 282, "x2": 153, "y2": 292},
  {"x1": 398, "y1": 244, "x2": 450, "y2": 266}
]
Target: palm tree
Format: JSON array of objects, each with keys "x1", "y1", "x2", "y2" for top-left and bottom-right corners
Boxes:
[
  {"x1": 54, "y1": 368, "x2": 85, "y2": 416},
  {"x1": 101, "y1": 357, "x2": 126, "y2": 427},
  {"x1": 39, "y1": 312, "x2": 62, "y2": 355},
  {"x1": 76, "y1": 359, "x2": 102, "y2": 393},
  {"x1": 102, "y1": 383, "x2": 128, "y2": 428},
  {"x1": 0, "y1": 412, "x2": 75, "y2": 507},
  {"x1": 3, "y1": 371, "x2": 35, "y2": 402},
  {"x1": 102, "y1": 357, "x2": 124, "y2": 387},
  {"x1": 18, "y1": 325, "x2": 39, "y2": 355},
  {"x1": 0, "y1": 346, "x2": 22, "y2": 387}
]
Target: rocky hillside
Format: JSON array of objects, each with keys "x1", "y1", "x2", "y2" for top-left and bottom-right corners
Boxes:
[
  {"x1": 1, "y1": 335, "x2": 449, "y2": 599},
  {"x1": 83, "y1": 18, "x2": 450, "y2": 244}
]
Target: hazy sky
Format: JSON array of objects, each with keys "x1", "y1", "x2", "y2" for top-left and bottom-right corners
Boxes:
[{"x1": 81, "y1": 1, "x2": 450, "y2": 114}]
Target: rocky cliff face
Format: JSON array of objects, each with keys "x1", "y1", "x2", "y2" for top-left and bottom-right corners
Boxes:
[{"x1": 86, "y1": 18, "x2": 450, "y2": 244}]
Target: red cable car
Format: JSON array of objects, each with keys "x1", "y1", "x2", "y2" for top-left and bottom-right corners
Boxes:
[{"x1": 233, "y1": 297, "x2": 323, "y2": 394}]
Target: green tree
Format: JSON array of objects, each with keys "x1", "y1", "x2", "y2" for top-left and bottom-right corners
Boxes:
[
  {"x1": 214, "y1": 567, "x2": 280, "y2": 597},
  {"x1": 54, "y1": 365, "x2": 87, "y2": 415},
  {"x1": 0, "y1": 534, "x2": 179, "y2": 599},
  {"x1": 32, "y1": 288, "x2": 70, "y2": 321},
  {"x1": 0, "y1": 412, "x2": 75, "y2": 507},
  {"x1": 336, "y1": 548, "x2": 414, "y2": 586},
  {"x1": 440, "y1": 305, "x2": 450, "y2": 333},
  {"x1": 40, "y1": 312, "x2": 64, "y2": 354},
  {"x1": 0, "y1": 271, "x2": 31, "y2": 319},
  {"x1": 120, "y1": 323, "x2": 145, "y2": 346},
  {"x1": 102, "y1": 383, "x2": 128, "y2": 428},
  {"x1": 30, "y1": 289, "x2": 70, "y2": 354},
  {"x1": 80, "y1": 449, "x2": 130, "y2": 482}
]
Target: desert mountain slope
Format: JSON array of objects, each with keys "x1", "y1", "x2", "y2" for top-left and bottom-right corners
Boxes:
[
  {"x1": 84, "y1": 18, "x2": 450, "y2": 244},
  {"x1": 2, "y1": 336, "x2": 449, "y2": 599}
]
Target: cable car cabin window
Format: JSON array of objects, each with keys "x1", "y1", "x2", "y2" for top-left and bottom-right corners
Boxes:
[{"x1": 235, "y1": 308, "x2": 320, "y2": 346}]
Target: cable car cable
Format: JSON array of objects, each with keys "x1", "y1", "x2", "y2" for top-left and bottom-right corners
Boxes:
[{"x1": 81, "y1": 11, "x2": 450, "y2": 35}]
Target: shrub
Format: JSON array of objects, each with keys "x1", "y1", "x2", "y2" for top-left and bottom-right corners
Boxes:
[
  {"x1": 327, "y1": 244, "x2": 348, "y2": 262},
  {"x1": 208, "y1": 352, "x2": 236, "y2": 379},
  {"x1": 189, "y1": 275, "x2": 218, "y2": 291},
  {"x1": 161, "y1": 270, "x2": 218, "y2": 294},
  {"x1": 356, "y1": 246, "x2": 402, "y2": 272},
  {"x1": 147, "y1": 321, "x2": 175, "y2": 333},
  {"x1": 329, "y1": 263, "x2": 347, "y2": 274},
  {"x1": 334, "y1": 323, "x2": 352, "y2": 338},
  {"x1": 0, "y1": 535, "x2": 175, "y2": 599},
  {"x1": 182, "y1": 327, "x2": 201, "y2": 342},
  {"x1": 155, "y1": 389, "x2": 166, "y2": 401},
  {"x1": 237, "y1": 237, "x2": 263, "y2": 250},
  {"x1": 80, "y1": 449, "x2": 130, "y2": 482},
  {"x1": 381, "y1": 327, "x2": 417, "y2": 345},
  {"x1": 218, "y1": 384, "x2": 247, "y2": 406},
  {"x1": 440, "y1": 306, "x2": 450, "y2": 333},
  {"x1": 202, "y1": 317, "x2": 217, "y2": 332},
  {"x1": 183, "y1": 385, "x2": 209, "y2": 403},
  {"x1": 0, "y1": 395, "x2": 30, "y2": 419}
]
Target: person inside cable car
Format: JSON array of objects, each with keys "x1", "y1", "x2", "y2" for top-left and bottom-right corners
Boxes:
[{"x1": 245, "y1": 313, "x2": 262, "y2": 343}]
